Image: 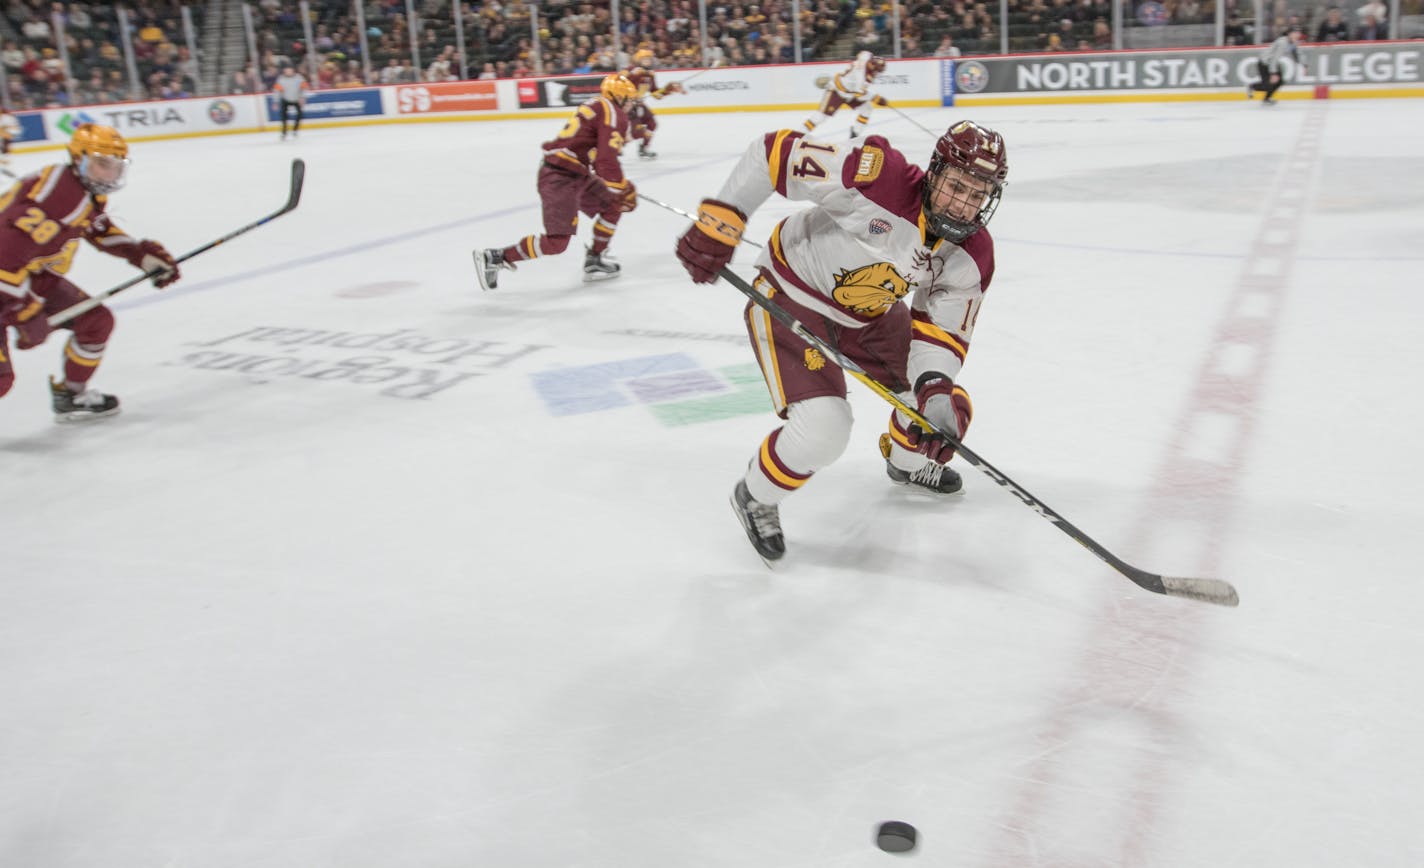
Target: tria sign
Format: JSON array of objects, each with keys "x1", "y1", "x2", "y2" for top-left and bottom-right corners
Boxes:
[{"x1": 97, "y1": 107, "x2": 186, "y2": 128}]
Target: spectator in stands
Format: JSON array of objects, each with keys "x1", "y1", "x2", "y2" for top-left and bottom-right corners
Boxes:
[
  {"x1": 1355, "y1": 0, "x2": 1386, "y2": 27},
  {"x1": 1316, "y1": 6, "x2": 1351, "y2": 40},
  {"x1": 1092, "y1": 17, "x2": 1113, "y2": 48},
  {"x1": 1224, "y1": 11, "x2": 1251, "y2": 44},
  {"x1": 1357, "y1": 13, "x2": 1383, "y2": 38},
  {"x1": 21, "y1": 15, "x2": 50, "y2": 43},
  {"x1": 854, "y1": 17, "x2": 881, "y2": 49},
  {"x1": 932, "y1": 33, "x2": 962, "y2": 56},
  {"x1": 426, "y1": 46, "x2": 457, "y2": 81},
  {"x1": 2, "y1": 40, "x2": 23, "y2": 74},
  {"x1": 229, "y1": 67, "x2": 257, "y2": 94}
]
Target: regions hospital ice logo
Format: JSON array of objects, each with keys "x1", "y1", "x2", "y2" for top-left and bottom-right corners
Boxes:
[{"x1": 532, "y1": 353, "x2": 768, "y2": 427}]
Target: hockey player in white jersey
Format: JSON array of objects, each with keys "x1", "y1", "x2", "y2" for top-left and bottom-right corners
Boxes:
[
  {"x1": 804, "y1": 51, "x2": 890, "y2": 140},
  {"x1": 675, "y1": 121, "x2": 1008, "y2": 562}
]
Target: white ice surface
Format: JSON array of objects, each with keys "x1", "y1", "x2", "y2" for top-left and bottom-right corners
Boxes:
[{"x1": 2, "y1": 97, "x2": 1423, "y2": 867}]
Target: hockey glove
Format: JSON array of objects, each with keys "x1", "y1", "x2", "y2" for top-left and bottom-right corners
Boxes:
[
  {"x1": 872, "y1": 95, "x2": 890, "y2": 107},
  {"x1": 906, "y1": 377, "x2": 973, "y2": 464},
  {"x1": 676, "y1": 199, "x2": 746, "y2": 284},
  {"x1": 9, "y1": 294, "x2": 52, "y2": 350},
  {"x1": 138, "y1": 240, "x2": 180, "y2": 288},
  {"x1": 619, "y1": 181, "x2": 639, "y2": 213}
]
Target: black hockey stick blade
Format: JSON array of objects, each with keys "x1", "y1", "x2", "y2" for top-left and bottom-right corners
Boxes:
[{"x1": 49, "y1": 159, "x2": 306, "y2": 327}]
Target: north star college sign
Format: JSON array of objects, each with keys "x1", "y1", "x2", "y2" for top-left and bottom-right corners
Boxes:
[{"x1": 961, "y1": 44, "x2": 1422, "y2": 93}]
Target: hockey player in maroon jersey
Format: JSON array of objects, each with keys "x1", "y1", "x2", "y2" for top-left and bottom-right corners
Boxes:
[
  {"x1": 0, "y1": 123, "x2": 180, "y2": 421},
  {"x1": 476, "y1": 73, "x2": 639, "y2": 289},
  {"x1": 675, "y1": 121, "x2": 1008, "y2": 562},
  {"x1": 805, "y1": 52, "x2": 890, "y2": 140},
  {"x1": 625, "y1": 48, "x2": 685, "y2": 160}
]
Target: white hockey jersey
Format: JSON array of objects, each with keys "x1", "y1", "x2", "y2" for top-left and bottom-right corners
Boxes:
[
  {"x1": 829, "y1": 52, "x2": 877, "y2": 102},
  {"x1": 713, "y1": 129, "x2": 994, "y2": 386}
]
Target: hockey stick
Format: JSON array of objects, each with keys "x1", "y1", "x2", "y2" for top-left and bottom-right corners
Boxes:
[
  {"x1": 48, "y1": 158, "x2": 306, "y2": 327},
  {"x1": 670, "y1": 67, "x2": 712, "y2": 89},
  {"x1": 716, "y1": 265, "x2": 1241, "y2": 608},
  {"x1": 886, "y1": 104, "x2": 941, "y2": 138},
  {"x1": 636, "y1": 193, "x2": 764, "y2": 249}
]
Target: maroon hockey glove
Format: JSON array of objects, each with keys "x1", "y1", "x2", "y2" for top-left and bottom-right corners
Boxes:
[
  {"x1": 619, "y1": 181, "x2": 638, "y2": 213},
  {"x1": 675, "y1": 199, "x2": 746, "y2": 284},
  {"x1": 137, "y1": 240, "x2": 180, "y2": 288},
  {"x1": 8, "y1": 295, "x2": 52, "y2": 350},
  {"x1": 906, "y1": 378, "x2": 973, "y2": 464}
]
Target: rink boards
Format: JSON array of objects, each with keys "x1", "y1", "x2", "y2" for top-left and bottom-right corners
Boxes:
[{"x1": 11, "y1": 41, "x2": 1423, "y2": 150}]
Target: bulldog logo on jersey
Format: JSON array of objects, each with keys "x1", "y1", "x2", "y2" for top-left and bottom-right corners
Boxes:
[{"x1": 831, "y1": 262, "x2": 914, "y2": 316}]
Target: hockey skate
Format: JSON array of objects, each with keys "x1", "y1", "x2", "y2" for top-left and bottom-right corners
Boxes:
[
  {"x1": 475, "y1": 248, "x2": 514, "y2": 291},
  {"x1": 730, "y1": 480, "x2": 785, "y2": 563},
  {"x1": 50, "y1": 377, "x2": 119, "y2": 423},
  {"x1": 582, "y1": 247, "x2": 620, "y2": 282},
  {"x1": 637, "y1": 144, "x2": 657, "y2": 159},
  {"x1": 849, "y1": 128, "x2": 861, "y2": 139},
  {"x1": 885, "y1": 459, "x2": 963, "y2": 495}
]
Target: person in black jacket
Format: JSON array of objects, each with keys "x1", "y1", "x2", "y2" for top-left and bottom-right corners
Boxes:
[{"x1": 1316, "y1": 7, "x2": 1352, "y2": 41}]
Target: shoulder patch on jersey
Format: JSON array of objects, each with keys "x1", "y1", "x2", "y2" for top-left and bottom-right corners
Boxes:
[{"x1": 854, "y1": 146, "x2": 884, "y2": 185}]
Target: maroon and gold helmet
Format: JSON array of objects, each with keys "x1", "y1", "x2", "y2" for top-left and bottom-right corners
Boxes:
[
  {"x1": 922, "y1": 120, "x2": 1008, "y2": 243},
  {"x1": 600, "y1": 73, "x2": 637, "y2": 103},
  {"x1": 867, "y1": 55, "x2": 887, "y2": 76}
]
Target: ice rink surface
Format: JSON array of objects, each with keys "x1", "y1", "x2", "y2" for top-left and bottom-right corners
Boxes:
[{"x1": 3, "y1": 94, "x2": 1423, "y2": 867}]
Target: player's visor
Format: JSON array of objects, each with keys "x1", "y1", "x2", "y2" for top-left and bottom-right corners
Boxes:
[{"x1": 79, "y1": 153, "x2": 130, "y2": 194}]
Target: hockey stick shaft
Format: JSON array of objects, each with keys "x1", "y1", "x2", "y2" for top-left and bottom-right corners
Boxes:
[
  {"x1": 672, "y1": 67, "x2": 712, "y2": 87},
  {"x1": 636, "y1": 193, "x2": 764, "y2": 249},
  {"x1": 48, "y1": 158, "x2": 306, "y2": 327},
  {"x1": 717, "y1": 266, "x2": 1239, "y2": 607},
  {"x1": 887, "y1": 104, "x2": 941, "y2": 138}
]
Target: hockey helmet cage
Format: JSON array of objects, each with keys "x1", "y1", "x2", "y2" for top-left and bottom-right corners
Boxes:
[
  {"x1": 922, "y1": 120, "x2": 1008, "y2": 243},
  {"x1": 67, "y1": 123, "x2": 130, "y2": 195}
]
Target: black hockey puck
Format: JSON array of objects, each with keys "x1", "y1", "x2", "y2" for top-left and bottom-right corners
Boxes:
[{"x1": 876, "y1": 820, "x2": 917, "y2": 853}]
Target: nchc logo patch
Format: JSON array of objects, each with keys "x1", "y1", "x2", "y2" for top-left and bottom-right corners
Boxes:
[{"x1": 531, "y1": 353, "x2": 768, "y2": 426}]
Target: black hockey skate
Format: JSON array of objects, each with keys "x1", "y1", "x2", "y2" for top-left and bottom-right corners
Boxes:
[
  {"x1": 50, "y1": 377, "x2": 119, "y2": 423},
  {"x1": 730, "y1": 480, "x2": 785, "y2": 563},
  {"x1": 583, "y1": 247, "x2": 621, "y2": 282},
  {"x1": 475, "y1": 248, "x2": 514, "y2": 291},
  {"x1": 638, "y1": 144, "x2": 657, "y2": 159},
  {"x1": 885, "y1": 459, "x2": 963, "y2": 495}
]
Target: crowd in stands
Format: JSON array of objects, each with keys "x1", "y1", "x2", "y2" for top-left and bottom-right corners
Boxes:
[
  {"x1": 2, "y1": 0, "x2": 1410, "y2": 111},
  {"x1": 3, "y1": 0, "x2": 202, "y2": 109}
]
